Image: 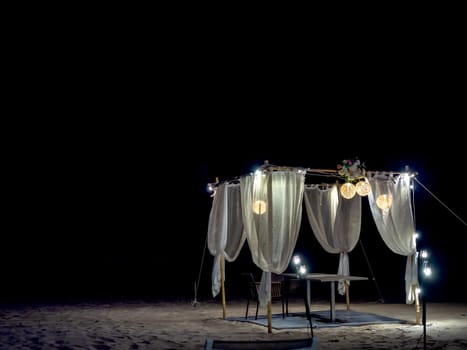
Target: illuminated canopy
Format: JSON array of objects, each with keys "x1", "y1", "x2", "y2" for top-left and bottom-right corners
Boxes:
[{"x1": 206, "y1": 160, "x2": 419, "y2": 315}]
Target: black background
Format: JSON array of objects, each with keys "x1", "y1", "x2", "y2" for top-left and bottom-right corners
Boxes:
[
  {"x1": 3, "y1": 26, "x2": 466, "y2": 304},
  {"x1": 3, "y1": 126, "x2": 466, "y2": 305}
]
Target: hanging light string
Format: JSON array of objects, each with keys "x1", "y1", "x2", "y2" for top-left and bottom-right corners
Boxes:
[{"x1": 413, "y1": 177, "x2": 467, "y2": 227}]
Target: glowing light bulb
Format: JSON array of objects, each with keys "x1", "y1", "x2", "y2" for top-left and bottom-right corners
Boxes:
[
  {"x1": 423, "y1": 266, "x2": 432, "y2": 277},
  {"x1": 293, "y1": 255, "x2": 301, "y2": 266},
  {"x1": 356, "y1": 178, "x2": 370, "y2": 196},
  {"x1": 340, "y1": 183, "x2": 356, "y2": 199},
  {"x1": 252, "y1": 200, "x2": 267, "y2": 214},
  {"x1": 376, "y1": 194, "x2": 393, "y2": 210}
]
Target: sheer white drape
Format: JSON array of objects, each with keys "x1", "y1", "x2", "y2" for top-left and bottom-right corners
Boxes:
[
  {"x1": 367, "y1": 173, "x2": 417, "y2": 304},
  {"x1": 207, "y1": 182, "x2": 246, "y2": 297},
  {"x1": 303, "y1": 184, "x2": 362, "y2": 294},
  {"x1": 240, "y1": 170, "x2": 305, "y2": 306},
  {"x1": 206, "y1": 167, "x2": 418, "y2": 305}
]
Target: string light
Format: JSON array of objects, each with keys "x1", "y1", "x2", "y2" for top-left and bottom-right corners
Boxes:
[
  {"x1": 293, "y1": 255, "x2": 301, "y2": 266},
  {"x1": 298, "y1": 265, "x2": 307, "y2": 276},
  {"x1": 292, "y1": 254, "x2": 308, "y2": 278}
]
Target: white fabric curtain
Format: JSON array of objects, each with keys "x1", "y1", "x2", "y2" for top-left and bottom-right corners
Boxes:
[
  {"x1": 367, "y1": 173, "x2": 417, "y2": 304},
  {"x1": 240, "y1": 170, "x2": 305, "y2": 306},
  {"x1": 303, "y1": 184, "x2": 362, "y2": 295},
  {"x1": 207, "y1": 181, "x2": 246, "y2": 297}
]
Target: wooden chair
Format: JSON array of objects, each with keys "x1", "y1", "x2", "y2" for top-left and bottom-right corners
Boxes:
[{"x1": 240, "y1": 272, "x2": 285, "y2": 319}]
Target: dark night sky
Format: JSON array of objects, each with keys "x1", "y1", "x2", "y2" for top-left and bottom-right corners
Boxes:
[
  {"x1": 3, "y1": 28, "x2": 466, "y2": 304},
  {"x1": 3, "y1": 124, "x2": 466, "y2": 305}
]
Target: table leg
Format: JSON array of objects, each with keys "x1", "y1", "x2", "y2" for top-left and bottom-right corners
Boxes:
[
  {"x1": 303, "y1": 280, "x2": 311, "y2": 326},
  {"x1": 306, "y1": 280, "x2": 311, "y2": 310},
  {"x1": 330, "y1": 281, "x2": 335, "y2": 322}
]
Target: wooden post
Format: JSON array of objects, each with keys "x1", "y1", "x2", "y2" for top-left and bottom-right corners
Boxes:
[
  {"x1": 345, "y1": 281, "x2": 350, "y2": 311},
  {"x1": 211, "y1": 177, "x2": 227, "y2": 319},
  {"x1": 267, "y1": 300, "x2": 272, "y2": 333},
  {"x1": 265, "y1": 273, "x2": 273, "y2": 333},
  {"x1": 220, "y1": 255, "x2": 226, "y2": 319},
  {"x1": 413, "y1": 253, "x2": 421, "y2": 325},
  {"x1": 414, "y1": 284, "x2": 421, "y2": 325}
]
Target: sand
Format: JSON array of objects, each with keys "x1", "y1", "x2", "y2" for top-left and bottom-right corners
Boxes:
[{"x1": 0, "y1": 298, "x2": 466, "y2": 349}]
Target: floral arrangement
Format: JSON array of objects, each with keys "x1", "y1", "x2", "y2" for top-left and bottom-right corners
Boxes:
[{"x1": 337, "y1": 158, "x2": 366, "y2": 182}]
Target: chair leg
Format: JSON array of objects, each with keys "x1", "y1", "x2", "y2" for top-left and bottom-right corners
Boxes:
[
  {"x1": 245, "y1": 298, "x2": 250, "y2": 319},
  {"x1": 284, "y1": 280, "x2": 289, "y2": 316},
  {"x1": 255, "y1": 300, "x2": 259, "y2": 320},
  {"x1": 282, "y1": 298, "x2": 285, "y2": 319}
]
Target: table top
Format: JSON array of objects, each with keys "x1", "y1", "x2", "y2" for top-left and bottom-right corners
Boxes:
[{"x1": 281, "y1": 272, "x2": 368, "y2": 282}]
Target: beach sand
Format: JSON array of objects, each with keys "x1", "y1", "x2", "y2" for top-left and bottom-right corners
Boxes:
[{"x1": 0, "y1": 298, "x2": 466, "y2": 349}]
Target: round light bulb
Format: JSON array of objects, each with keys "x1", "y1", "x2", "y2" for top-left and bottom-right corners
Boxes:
[
  {"x1": 356, "y1": 179, "x2": 370, "y2": 196},
  {"x1": 340, "y1": 182, "x2": 356, "y2": 199},
  {"x1": 376, "y1": 194, "x2": 393, "y2": 210},
  {"x1": 252, "y1": 200, "x2": 267, "y2": 214}
]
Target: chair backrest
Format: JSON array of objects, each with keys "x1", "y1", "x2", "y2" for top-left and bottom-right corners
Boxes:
[
  {"x1": 240, "y1": 273, "x2": 259, "y2": 299},
  {"x1": 271, "y1": 280, "x2": 282, "y2": 298},
  {"x1": 271, "y1": 273, "x2": 285, "y2": 298},
  {"x1": 241, "y1": 273, "x2": 284, "y2": 299}
]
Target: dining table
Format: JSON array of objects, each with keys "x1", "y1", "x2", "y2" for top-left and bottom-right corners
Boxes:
[{"x1": 281, "y1": 272, "x2": 369, "y2": 323}]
